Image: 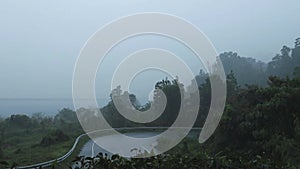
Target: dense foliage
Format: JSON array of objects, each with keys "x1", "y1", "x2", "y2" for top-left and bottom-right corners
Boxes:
[
  {"x1": 207, "y1": 76, "x2": 300, "y2": 168},
  {"x1": 69, "y1": 75, "x2": 300, "y2": 169},
  {"x1": 70, "y1": 38, "x2": 300, "y2": 168}
]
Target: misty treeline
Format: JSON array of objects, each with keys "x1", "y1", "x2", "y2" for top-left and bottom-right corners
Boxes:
[
  {"x1": 79, "y1": 38, "x2": 300, "y2": 168},
  {"x1": 214, "y1": 37, "x2": 300, "y2": 86},
  {"x1": 67, "y1": 39, "x2": 300, "y2": 168},
  {"x1": 96, "y1": 38, "x2": 300, "y2": 126}
]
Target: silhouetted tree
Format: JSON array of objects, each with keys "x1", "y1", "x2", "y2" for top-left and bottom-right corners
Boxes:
[
  {"x1": 226, "y1": 70, "x2": 239, "y2": 96},
  {"x1": 0, "y1": 123, "x2": 5, "y2": 158},
  {"x1": 220, "y1": 52, "x2": 267, "y2": 86},
  {"x1": 294, "y1": 66, "x2": 300, "y2": 78},
  {"x1": 267, "y1": 38, "x2": 300, "y2": 78}
]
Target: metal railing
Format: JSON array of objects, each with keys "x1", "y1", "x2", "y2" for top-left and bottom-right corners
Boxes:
[{"x1": 15, "y1": 133, "x2": 86, "y2": 169}]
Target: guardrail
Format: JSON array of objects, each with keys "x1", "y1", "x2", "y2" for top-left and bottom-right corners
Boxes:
[
  {"x1": 13, "y1": 127, "x2": 202, "y2": 169},
  {"x1": 14, "y1": 133, "x2": 87, "y2": 169}
]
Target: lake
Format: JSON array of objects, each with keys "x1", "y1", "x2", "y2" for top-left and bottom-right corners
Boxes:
[{"x1": 0, "y1": 98, "x2": 109, "y2": 117}]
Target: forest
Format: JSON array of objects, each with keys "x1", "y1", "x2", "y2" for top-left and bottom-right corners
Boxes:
[
  {"x1": 78, "y1": 38, "x2": 300, "y2": 168},
  {"x1": 0, "y1": 38, "x2": 300, "y2": 168}
]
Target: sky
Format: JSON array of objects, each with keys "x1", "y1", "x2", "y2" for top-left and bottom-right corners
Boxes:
[{"x1": 0, "y1": 0, "x2": 299, "y2": 100}]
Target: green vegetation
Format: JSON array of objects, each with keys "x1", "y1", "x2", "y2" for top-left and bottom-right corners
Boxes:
[
  {"x1": 70, "y1": 138, "x2": 283, "y2": 169},
  {"x1": 0, "y1": 109, "x2": 84, "y2": 167},
  {"x1": 70, "y1": 38, "x2": 300, "y2": 168},
  {"x1": 70, "y1": 75, "x2": 300, "y2": 169},
  {"x1": 207, "y1": 76, "x2": 300, "y2": 168},
  {"x1": 1, "y1": 38, "x2": 300, "y2": 168}
]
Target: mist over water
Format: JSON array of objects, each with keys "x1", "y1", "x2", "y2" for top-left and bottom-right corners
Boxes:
[{"x1": 0, "y1": 98, "x2": 109, "y2": 117}]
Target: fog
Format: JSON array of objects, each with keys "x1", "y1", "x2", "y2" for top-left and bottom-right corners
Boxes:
[{"x1": 0, "y1": 0, "x2": 299, "y2": 100}]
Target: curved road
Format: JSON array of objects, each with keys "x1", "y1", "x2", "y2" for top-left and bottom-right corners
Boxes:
[
  {"x1": 79, "y1": 131, "x2": 161, "y2": 158},
  {"x1": 14, "y1": 127, "x2": 201, "y2": 169}
]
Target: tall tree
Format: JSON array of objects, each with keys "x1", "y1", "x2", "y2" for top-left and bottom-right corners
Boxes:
[
  {"x1": 0, "y1": 123, "x2": 5, "y2": 158},
  {"x1": 220, "y1": 52, "x2": 267, "y2": 86}
]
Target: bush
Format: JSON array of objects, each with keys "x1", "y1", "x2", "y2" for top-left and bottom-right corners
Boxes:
[{"x1": 39, "y1": 129, "x2": 69, "y2": 146}]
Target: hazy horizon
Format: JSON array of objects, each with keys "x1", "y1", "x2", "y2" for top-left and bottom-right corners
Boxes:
[{"x1": 1, "y1": 0, "x2": 299, "y2": 100}]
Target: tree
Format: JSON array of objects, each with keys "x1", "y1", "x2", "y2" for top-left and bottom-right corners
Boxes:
[
  {"x1": 292, "y1": 38, "x2": 300, "y2": 67},
  {"x1": 152, "y1": 78, "x2": 182, "y2": 127},
  {"x1": 0, "y1": 123, "x2": 5, "y2": 158},
  {"x1": 226, "y1": 70, "x2": 238, "y2": 96},
  {"x1": 294, "y1": 66, "x2": 300, "y2": 79},
  {"x1": 267, "y1": 46, "x2": 293, "y2": 77},
  {"x1": 195, "y1": 69, "x2": 208, "y2": 86},
  {"x1": 9, "y1": 114, "x2": 32, "y2": 128},
  {"x1": 220, "y1": 52, "x2": 267, "y2": 86},
  {"x1": 210, "y1": 76, "x2": 300, "y2": 165},
  {"x1": 267, "y1": 38, "x2": 300, "y2": 78},
  {"x1": 295, "y1": 37, "x2": 300, "y2": 48},
  {"x1": 54, "y1": 108, "x2": 76, "y2": 124}
]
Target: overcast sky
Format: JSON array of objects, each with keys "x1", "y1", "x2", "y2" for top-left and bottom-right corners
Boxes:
[{"x1": 0, "y1": 0, "x2": 299, "y2": 100}]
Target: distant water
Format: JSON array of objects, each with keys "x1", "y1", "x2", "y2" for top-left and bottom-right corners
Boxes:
[{"x1": 0, "y1": 98, "x2": 109, "y2": 118}]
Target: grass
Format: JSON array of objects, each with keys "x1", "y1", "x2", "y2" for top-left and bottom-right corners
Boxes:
[{"x1": 1, "y1": 124, "x2": 84, "y2": 167}]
